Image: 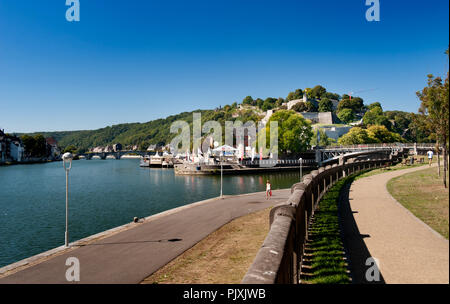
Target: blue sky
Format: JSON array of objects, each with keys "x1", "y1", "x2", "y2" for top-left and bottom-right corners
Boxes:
[{"x1": 0, "y1": 0, "x2": 448, "y2": 133}]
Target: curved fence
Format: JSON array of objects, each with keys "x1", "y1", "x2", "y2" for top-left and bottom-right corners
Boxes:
[{"x1": 241, "y1": 152, "x2": 400, "y2": 284}]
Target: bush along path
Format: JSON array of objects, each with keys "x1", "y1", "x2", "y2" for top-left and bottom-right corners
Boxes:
[{"x1": 300, "y1": 176, "x2": 354, "y2": 284}]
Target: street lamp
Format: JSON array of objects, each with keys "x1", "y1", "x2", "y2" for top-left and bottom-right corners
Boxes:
[
  {"x1": 299, "y1": 157, "x2": 303, "y2": 181},
  {"x1": 214, "y1": 141, "x2": 224, "y2": 198},
  {"x1": 220, "y1": 149, "x2": 224, "y2": 198},
  {"x1": 62, "y1": 152, "x2": 73, "y2": 247}
]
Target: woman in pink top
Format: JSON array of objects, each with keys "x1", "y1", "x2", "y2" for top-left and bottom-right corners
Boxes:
[{"x1": 266, "y1": 180, "x2": 272, "y2": 200}]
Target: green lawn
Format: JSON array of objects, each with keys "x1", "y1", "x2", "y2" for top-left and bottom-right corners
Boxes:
[{"x1": 387, "y1": 166, "x2": 449, "y2": 239}]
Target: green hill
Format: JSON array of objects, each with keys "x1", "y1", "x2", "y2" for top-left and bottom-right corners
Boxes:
[{"x1": 24, "y1": 106, "x2": 263, "y2": 153}]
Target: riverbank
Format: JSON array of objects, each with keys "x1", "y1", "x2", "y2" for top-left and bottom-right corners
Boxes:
[
  {"x1": 0, "y1": 189, "x2": 291, "y2": 283},
  {"x1": 0, "y1": 159, "x2": 302, "y2": 269},
  {"x1": 0, "y1": 159, "x2": 57, "y2": 166}
]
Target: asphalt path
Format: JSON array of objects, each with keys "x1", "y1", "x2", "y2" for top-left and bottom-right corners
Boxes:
[{"x1": 0, "y1": 189, "x2": 290, "y2": 284}]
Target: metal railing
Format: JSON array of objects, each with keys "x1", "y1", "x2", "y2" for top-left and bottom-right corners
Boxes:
[
  {"x1": 323, "y1": 143, "x2": 436, "y2": 150},
  {"x1": 240, "y1": 159, "x2": 316, "y2": 166}
]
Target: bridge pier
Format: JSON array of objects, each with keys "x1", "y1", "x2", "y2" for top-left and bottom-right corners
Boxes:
[{"x1": 315, "y1": 148, "x2": 322, "y2": 167}]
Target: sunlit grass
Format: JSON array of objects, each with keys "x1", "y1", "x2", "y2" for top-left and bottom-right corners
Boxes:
[{"x1": 302, "y1": 177, "x2": 354, "y2": 284}]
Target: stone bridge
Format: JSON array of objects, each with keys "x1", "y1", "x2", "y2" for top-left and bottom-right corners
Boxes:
[{"x1": 78, "y1": 151, "x2": 148, "y2": 160}]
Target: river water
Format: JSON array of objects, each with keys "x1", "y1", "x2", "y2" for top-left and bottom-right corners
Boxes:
[{"x1": 0, "y1": 159, "x2": 303, "y2": 268}]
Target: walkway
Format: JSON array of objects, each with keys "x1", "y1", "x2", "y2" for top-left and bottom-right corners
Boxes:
[
  {"x1": 342, "y1": 165, "x2": 449, "y2": 284},
  {"x1": 0, "y1": 189, "x2": 291, "y2": 284}
]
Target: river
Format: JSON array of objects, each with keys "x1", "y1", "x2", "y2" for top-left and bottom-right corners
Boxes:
[{"x1": 0, "y1": 159, "x2": 303, "y2": 268}]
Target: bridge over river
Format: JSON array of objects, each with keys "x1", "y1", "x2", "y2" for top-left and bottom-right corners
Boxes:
[{"x1": 78, "y1": 151, "x2": 148, "y2": 160}]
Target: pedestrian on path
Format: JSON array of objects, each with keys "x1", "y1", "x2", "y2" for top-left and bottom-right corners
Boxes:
[
  {"x1": 266, "y1": 180, "x2": 272, "y2": 200},
  {"x1": 427, "y1": 149, "x2": 434, "y2": 166}
]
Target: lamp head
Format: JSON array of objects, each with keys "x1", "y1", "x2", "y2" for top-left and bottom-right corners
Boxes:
[
  {"x1": 62, "y1": 152, "x2": 73, "y2": 170},
  {"x1": 63, "y1": 152, "x2": 73, "y2": 161}
]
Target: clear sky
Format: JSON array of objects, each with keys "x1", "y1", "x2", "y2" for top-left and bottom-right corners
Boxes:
[{"x1": 0, "y1": 0, "x2": 448, "y2": 133}]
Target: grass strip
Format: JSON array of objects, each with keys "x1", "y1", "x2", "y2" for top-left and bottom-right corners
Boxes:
[{"x1": 302, "y1": 176, "x2": 354, "y2": 284}]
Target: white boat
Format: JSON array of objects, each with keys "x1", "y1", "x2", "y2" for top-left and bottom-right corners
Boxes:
[{"x1": 150, "y1": 152, "x2": 163, "y2": 166}]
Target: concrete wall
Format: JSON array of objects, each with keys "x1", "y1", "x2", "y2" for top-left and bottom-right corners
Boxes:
[{"x1": 300, "y1": 112, "x2": 335, "y2": 124}]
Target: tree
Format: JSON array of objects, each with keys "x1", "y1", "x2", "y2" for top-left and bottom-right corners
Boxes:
[
  {"x1": 276, "y1": 97, "x2": 285, "y2": 107},
  {"x1": 286, "y1": 89, "x2": 303, "y2": 101},
  {"x1": 318, "y1": 98, "x2": 333, "y2": 112},
  {"x1": 338, "y1": 125, "x2": 404, "y2": 145},
  {"x1": 20, "y1": 135, "x2": 36, "y2": 157},
  {"x1": 362, "y1": 106, "x2": 392, "y2": 129},
  {"x1": 310, "y1": 129, "x2": 335, "y2": 146},
  {"x1": 384, "y1": 110, "x2": 415, "y2": 140},
  {"x1": 337, "y1": 97, "x2": 364, "y2": 113},
  {"x1": 255, "y1": 98, "x2": 264, "y2": 109},
  {"x1": 261, "y1": 98, "x2": 277, "y2": 111},
  {"x1": 310, "y1": 85, "x2": 327, "y2": 99},
  {"x1": 291, "y1": 101, "x2": 317, "y2": 112},
  {"x1": 409, "y1": 113, "x2": 433, "y2": 143},
  {"x1": 368, "y1": 102, "x2": 382, "y2": 111},
  {"x1": 337, "y1": 108, "x2": 355, "y2": 124},
  {"x1": 337, "y1": 127, "x2": 376, "y2": 145},
  {"x1": 63, "y1": 145, "x2": 78, "y2": 154},
  {"x1": 324, "y1": 92, "x2": 340, "y2": 100},
  {"x1": 265, "y1": 110, "x2": 313, "y2": 153},
  {"x1": 21, "y1": 134, "x2": 47, "y2": 157},
  {"x1": 242, "y1": 96, "x2": 254, "y2": 105},
  {"x1": 417, "y1": 67, "x2": 449, "y2": 187},
  {"x1": 366, "y1": 125, "x2": 403, "y2": 143},
  {"x1": 291, "y1": 102, "x2": 308, "y2": 112}
]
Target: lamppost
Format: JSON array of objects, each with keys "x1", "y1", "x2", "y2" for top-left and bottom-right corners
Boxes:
[
  {"x1": 213, "y1": 141, "x2": 224, "y2": 198},
  {"x1": 220, "y1": 147, "x2": 224, "y2": 198},
  {"x1": 62, "y1": 152, "x2": 73, "y2": 247},
  {"x1": 299, "y1": 157, "x2": 303, "y2": 181}
]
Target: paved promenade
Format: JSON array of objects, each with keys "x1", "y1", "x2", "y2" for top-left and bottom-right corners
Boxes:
[
  {"x1": 0, "y1": 190, "x2": 290, "y2": 284},
  {"x1": 344, "y1": 165, "x2": 449, "y2": 284}
]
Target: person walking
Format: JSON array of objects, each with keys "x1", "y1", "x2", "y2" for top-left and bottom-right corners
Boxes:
[
  {"x1": 266, "y1": 180, "x2": 272, "y2": 200},
  {"x1": 427, "y1": 149, "x2": 434, "y2": 166}
]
